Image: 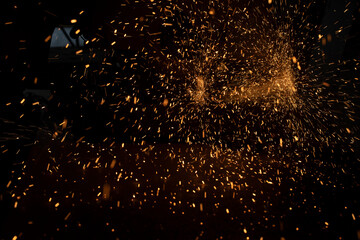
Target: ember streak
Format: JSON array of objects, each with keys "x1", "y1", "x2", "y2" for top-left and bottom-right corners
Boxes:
[{"x1": 1, "y1": 0, "x2": 360, "y2": 239}]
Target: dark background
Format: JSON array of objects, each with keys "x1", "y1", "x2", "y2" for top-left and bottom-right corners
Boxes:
[{"x1": 1, "y1": 0, "x2": 360, "y2": 239}]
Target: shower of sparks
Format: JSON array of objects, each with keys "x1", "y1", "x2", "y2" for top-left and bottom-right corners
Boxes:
[{"x1": 1, "y1": 0, "x2": 360, "y2": 239}]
